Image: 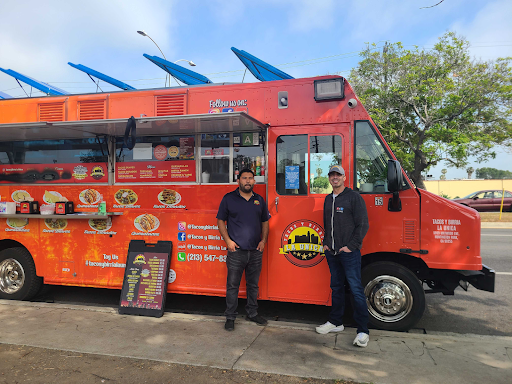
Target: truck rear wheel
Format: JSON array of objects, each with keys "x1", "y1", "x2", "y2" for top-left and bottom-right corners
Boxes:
[
  {"x1": 0, "y1": 247, "x2": 42, "y2": 300},
  {"x1": 362, "y1": 261, "x2": 425, "y2": 331}
]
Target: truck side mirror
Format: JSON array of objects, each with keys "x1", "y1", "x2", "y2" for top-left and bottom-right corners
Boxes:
[
  {"x1": 387, "y1": 160, "x2": 404, "y2": 192},
  {"x1": 387, "y1": 160, "x2": 403, "y2": 212}
]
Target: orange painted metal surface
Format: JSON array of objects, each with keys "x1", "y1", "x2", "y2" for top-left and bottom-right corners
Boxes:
[{"x1": 0, "y1": 75, "x2": 484, "y2": 305}]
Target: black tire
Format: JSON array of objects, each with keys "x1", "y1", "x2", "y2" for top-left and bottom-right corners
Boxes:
[
  {"x1": 0, "y1": 247, "x2": 42, "y2": 300},
  {"x1": 362, "y1": 261, "x2": 425, "y2": 331}
]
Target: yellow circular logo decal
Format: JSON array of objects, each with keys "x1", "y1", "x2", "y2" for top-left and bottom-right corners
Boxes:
[
  {"x1": 279, "y1": 220, "x2": 325, "y2": 267},
  {"x1": 168, "y1": 146, "x2": 179, "y2": 158}
]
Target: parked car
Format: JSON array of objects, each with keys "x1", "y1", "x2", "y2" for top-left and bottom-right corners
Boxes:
[{"x1": 452, "y1": 190, "x2": 512, "y2": 212}]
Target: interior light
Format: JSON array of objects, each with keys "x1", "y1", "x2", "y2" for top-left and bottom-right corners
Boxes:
[{"x1": 314, "y1": 78, "x2": 345, "y2": 101}]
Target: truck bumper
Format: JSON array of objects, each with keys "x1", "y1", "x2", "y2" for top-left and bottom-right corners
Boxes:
[{"x1": 457, "y1": 265, "x2": 495, "y2": 293}]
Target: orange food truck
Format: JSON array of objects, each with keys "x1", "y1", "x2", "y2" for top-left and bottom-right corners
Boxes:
[{"x1": 0, "y1": 72, "x2": 495, "y2": 331}]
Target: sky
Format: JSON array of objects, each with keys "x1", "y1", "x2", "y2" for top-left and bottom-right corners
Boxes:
[{"x1": 0, "y1": 0, "x2": 511, "y2": 179}]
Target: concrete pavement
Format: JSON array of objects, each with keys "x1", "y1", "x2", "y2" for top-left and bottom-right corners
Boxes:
[{"x1": 0, "y1": 300, "x2": 510, "y2": 384}]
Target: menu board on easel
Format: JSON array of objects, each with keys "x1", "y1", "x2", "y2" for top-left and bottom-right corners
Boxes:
[{"x1": 119, "y1": 240, "x2": 172, "y2": 317}]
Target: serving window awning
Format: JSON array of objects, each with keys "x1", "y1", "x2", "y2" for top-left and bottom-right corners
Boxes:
[{"x1": 0, "y1": 112, "x2": 267, "y2": 141}]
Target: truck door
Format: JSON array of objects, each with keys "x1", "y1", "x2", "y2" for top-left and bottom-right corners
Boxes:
[{"x1": 266, "y1": 126, "x2": 347, "y2": 303}]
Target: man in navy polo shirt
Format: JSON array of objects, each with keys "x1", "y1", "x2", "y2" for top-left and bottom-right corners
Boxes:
[{"x1": 217, "y1": 168, "x2": 271, "y2": 331}]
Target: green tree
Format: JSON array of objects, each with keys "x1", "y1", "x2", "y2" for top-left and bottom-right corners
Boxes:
[
  {"x1": 475, "y1": 167, "x2": 512, "y2": 179},
  {"x1": 440, "y1": 168, "x2": 447, "y2": 180},
  {"x1": 349, "y1": 32, "x2": 512, "y2": 189},
  {"x1": 312, "y1": 176, "x2": 329, "y2": 190}
]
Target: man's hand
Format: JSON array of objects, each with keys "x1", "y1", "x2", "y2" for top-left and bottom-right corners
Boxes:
[
  {"x1": 227, "y1": 240, "x2": 239, "y2": 252},
  {"x1": 323, "y1": 245, "x2": 330, "y2": 251},
  {"x1": 257, "y1": 241, "x2": 265, "y2": 252},
  {"x1": 339, "y1": 246, "x2": 351, "y2": 253}
]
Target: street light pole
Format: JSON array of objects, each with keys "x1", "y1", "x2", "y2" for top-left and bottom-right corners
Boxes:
[
  {"x1": 137, "y1": 30, "x2": 169, "y2": 87},
  {"x1": 137, "y1": 31, "x2": 198, "y2": 88}
]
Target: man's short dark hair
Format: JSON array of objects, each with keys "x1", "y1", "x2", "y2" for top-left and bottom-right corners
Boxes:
[{"x1": 238, "y1": 168, "x2": 255, "y2": 179}]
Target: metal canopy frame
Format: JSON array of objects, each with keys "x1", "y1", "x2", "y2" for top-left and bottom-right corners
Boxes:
[
  {"x1": 143, "y1": 54, "x2": 213, "y2": 85},
  {"x1": 231, "y1": 47, "x2": 294, "y2": 82},
  {"x1": 0, "y1": 112, "x2": 267, "y2": 141},
  {"x1": 0, "y1": 68, "x2": 69, "y2": 96},
  {"x1": 68, "y1": 63, "x2": 136, "y2": 91}
]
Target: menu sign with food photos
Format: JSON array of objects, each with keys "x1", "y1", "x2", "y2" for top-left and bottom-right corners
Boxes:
[
  {"x1": 119, "y1": 240, "x2": 172, "y2": 317},
  {"x1": 115, "y1": 161, "x2": 195, "y2": 182},
  {"x1": 0, "y1": 163, "x2": 107, "y2": 183}
]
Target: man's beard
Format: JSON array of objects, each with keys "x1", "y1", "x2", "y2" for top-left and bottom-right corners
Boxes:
[{"x1": 240, "y1": 183, "x2": 254, "y2": 193}]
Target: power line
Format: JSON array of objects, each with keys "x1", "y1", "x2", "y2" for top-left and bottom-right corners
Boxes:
[{"x1": 2, "y1": 42, "x2": 511, "y2": 94}]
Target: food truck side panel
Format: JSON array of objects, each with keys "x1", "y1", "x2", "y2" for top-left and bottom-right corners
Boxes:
[{"x1": 1, "y1": 185, "x2": 267, "y2": 295}]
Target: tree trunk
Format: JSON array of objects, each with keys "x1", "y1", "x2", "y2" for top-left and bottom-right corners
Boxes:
[{"x1": 409, "y1": 171, "x2": 426, "y2": 190}]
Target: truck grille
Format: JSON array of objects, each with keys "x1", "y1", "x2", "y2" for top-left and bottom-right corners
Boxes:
[
  {"x1": 79, "y1": 99, "x2": 106, "y2": 120},
  {"x1": 403, "y1": 220, "x2": 416, "y2": 243},
  {"x1": 155, "y1": 94, "x2": 186, "y2": 116},
  {"x1": 38, "y1": 102, "x2": 65, "y2": 122}
]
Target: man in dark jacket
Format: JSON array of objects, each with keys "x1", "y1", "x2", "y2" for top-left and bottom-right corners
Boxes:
[{"x1": 316, "y1": 165, "x2": 370, "y2": 348}]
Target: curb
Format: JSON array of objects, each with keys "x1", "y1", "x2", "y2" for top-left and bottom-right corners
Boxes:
[
  {"x1": 481, "y1": 222, "x2": 512, "y2": 229},
  {"x1": 3, "y1": 300, "x2": 512, "y2": 342}
]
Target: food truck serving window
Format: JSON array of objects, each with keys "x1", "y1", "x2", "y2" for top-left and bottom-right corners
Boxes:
[
  {"x1": 115, "y1": 135, "x2": 196, "y2": 183},
  {"x1": 0, "y1": 138, "x2": 108, "y2": 184},
  {"x1": 200, "y1": 132, "x2": 265, "y2": 184}
]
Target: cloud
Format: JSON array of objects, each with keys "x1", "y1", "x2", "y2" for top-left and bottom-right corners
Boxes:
[
  {"x1": 0, "y1": 0, "x2": 175, "y2": 96},
  {"x1": 282, "y1": 0, "x2": 336, "y2": 32},
  {"x1": 450, "y1": 0, "x2": 512, "y2": 60}
]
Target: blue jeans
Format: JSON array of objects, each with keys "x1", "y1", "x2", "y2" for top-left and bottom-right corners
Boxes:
[
  {"x1": 225, "y1": 249, "x2": 263, "y2": 320},
  {"x1": 326, "y1": 249, "x2": 369, "y2": 334}
]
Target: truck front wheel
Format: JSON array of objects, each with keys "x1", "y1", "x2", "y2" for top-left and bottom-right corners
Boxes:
[
  {"x1": 362, "y1": 261, "x2": 425, "y2": 331},
  {"x1": 0, "y1": 247, "x2": 42, "y2": 300}
]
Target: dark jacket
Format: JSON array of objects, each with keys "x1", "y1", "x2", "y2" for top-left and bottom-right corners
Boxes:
[{"x1": 323, "y1": 187, "x2": 369, "y2": 252}]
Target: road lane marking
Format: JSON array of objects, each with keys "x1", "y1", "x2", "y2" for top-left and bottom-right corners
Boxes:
[
  {"x1": 496, "y1": 272, "x2": 512, "y2": 275},
  {"x1": 481, "y1": 234, "x2": 512, "y2": 236}
]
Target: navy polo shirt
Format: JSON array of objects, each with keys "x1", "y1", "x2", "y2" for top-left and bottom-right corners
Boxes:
[{"x1": 216, "y1": 188, "x2": 271, "y2": 250}]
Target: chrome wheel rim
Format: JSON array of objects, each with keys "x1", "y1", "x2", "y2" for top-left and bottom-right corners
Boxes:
[
  {"x1": 364, "y1": 275, "x2": 413, "y2": 323},
  {"x1": 0, "y1": 258, "x2": 25, "y2": 294}
]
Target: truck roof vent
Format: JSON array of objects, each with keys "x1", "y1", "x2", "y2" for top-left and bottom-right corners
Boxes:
[
  {"x1": 155, "y1": 94, "x2": 186, "y2": 116},
  {"x1": 38, "y1": 102, "x2": 65, "y2": 122},
  {"x1": 79, "y1": 99, "x2": 106, "y2": 120},
  {"x1": 403, "y1": 220, "x2": 416, "y2": 244}
]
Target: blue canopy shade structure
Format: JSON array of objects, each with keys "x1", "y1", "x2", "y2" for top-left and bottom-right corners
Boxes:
[
  {"x1": 143, "y1": 54, "x2": 212, "y2": 85},
  {"x1": 0, "y1": 91, "x2": 12, "y2": 99},
  {"x1": 0, "y1": 68, "x2": 69, "y2": 96},
  {"x1": 68, "y1": 63, "x2": 136, "y2": 91},
  {"x1": 231, "y1": 47, "x2": 294, "y2": 82}
]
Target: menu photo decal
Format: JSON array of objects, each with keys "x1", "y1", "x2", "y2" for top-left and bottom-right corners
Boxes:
[
  {"x1": 43, "y1": 218, "x2": 70, "y2": 234},
  {"x1": 78, "y1": 188, "x2": 102, "y2": 208},
  {"x1": 11, "y1": 190, "x2": 34, "y2": 206},
  {"x1": 43, "y1": 190, "x2": 67, "y2": 205},
  {"x1": 154, "y1": 188, "x2": 185, "y2": 209},
  {"x1": 5, "y1": 218, "x2": 30, "y2": 232},
  {"x1": 114, "y1": 189, "x2": 140, "y2": 208},
  {"x1": 132, "y1": 214, "x2": 160, "y2": 236},
  {"x1": 84, "y1": 218, "x2": 117, "y2": 235},
  {"x1": 279, "y1": 220, "x2": 325, "y2": 268}
]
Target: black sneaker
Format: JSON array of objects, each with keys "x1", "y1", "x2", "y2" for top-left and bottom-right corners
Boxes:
[
  {"x1": 246, "y1": 314, "x2": 268, "y2": 326},
  {"x1": 225, "y1": 319, "x2": 235, "y2": 331}
]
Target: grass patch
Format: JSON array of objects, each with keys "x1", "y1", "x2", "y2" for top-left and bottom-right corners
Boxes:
[{"x1": 479, "y1": 212, "x2": 512, "y2": 222}]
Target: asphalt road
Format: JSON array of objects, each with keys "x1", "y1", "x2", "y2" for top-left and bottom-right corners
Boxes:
[{"x1": 33, "y1": 228, "x2": 511, "y2": 336}]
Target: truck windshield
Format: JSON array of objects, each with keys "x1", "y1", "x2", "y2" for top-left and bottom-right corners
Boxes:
[{"x1": 355, "y1": 121, "x2": 393, "y2": 193}]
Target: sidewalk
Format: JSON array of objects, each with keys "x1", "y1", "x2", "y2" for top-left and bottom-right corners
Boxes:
[{"x1": 1, "y1": 301, "x2": 510, "y2": 384}]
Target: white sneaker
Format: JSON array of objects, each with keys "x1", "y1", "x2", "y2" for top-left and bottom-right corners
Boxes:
[
  {"x1": 353, "y1": 332, "x2": 369, "y2": 347},
  {"x1": 315, "y1": 321, "x2": 344, "y2": 334}
]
